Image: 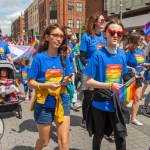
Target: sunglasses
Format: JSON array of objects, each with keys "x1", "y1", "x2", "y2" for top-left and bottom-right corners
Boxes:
[
  {"x1": 107, "y1": 28, "x2": 125, "y2": 38},
  {"x1": 97, "y1": 19, "x2": 105, "y2": 24}
]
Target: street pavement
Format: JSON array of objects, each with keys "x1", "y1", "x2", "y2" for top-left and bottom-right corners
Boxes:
[{"x1": 0, "y1": 85, "x2": 150, "y2": 150}]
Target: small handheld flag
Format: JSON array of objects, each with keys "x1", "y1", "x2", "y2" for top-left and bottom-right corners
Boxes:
[
  {"x1": 14, "y1": 78, "x2": 21, "y2": 87},
  {"x1": 119, "y1": 76, "x2": 136, "y2": 103},
  {"x1": 31, "y1": 37, "x2": 37, "y2": 49}
]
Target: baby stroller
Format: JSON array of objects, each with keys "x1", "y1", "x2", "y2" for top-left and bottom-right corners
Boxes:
[{"x1": 0, "y1": 60, "x2": 22, "y2": 119}]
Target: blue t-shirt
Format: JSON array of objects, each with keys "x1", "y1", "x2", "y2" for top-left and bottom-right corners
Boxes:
[
  {"x1": 85, "y1": 47, "x2": 127, "y2": 112},
  {"x1": 67, "y1": 41, "x2": 75, "y2": 72},
  {"x1": 28, "y1": 51, "x2": 72, "y2": 108},
  {"x1": 144, "y1": 59, "x2": 150, "y2": 81},
  {"x1": 126, "y1": 48, "x2": 145, "y2": 73},
  {"x1": 79, "y1": 32, "x2": 107, "y2": 63},
  {"x1": 19, "y1": 65, "x2": 30, "y2": 84},
  {"x1": 0, "y1": 41, "x2": 10, "y2": 60}
]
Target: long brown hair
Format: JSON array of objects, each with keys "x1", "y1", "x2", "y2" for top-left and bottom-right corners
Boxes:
[
  {"x1": 127, "y1": 33, "x2": 141, "y2": 51},
  {"x1": 86, "y1": 12, "x2": 104, "y2": 37},
  {"x1": 33, "y1": 23, "x2": 67, "y2": 66}
]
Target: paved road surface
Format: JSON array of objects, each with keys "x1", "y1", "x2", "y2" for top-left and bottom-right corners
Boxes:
[{"x1": 0, "y1": 85, "x2": 150, "y2": 150}]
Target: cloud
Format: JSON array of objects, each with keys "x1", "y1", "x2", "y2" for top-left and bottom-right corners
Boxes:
[{"x1": 0, "y1": 0, "x2": 33, "y2": 35}]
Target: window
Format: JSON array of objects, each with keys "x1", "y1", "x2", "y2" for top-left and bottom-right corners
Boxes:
[
  {"x1": 50, "y1": 2, "x2": 57, "y2": 10},
  {"x1": 104, "y1": 0, "x2": 107, "y2": 10},
  {"x1": 50, "y1": 2, "x2": 57, "y2": 20},
  {"x1": 68, "y1": 2, "x2": 74, "y2": 11},
  {"x1": 76, "y1": 3, "x2": 82, "y2": 12},
  {"x1": 50, "y1": 19, "x2": 57, "y2": 24},
  {"x1": 76, "y1": 20, "x2": 82, "y2": 28},
  {"x1": 68, "y1": 19, "x2": 73, "y2": 28}
]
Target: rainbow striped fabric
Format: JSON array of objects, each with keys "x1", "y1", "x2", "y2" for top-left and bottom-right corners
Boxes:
[
  {"x1": 31, "y1": 37, "x2": 37, "y2": 49},
  {"x1": 119, "y1": 76, "x2": 136, "y2": 103},
  {"x1": 14, "y1": 78, "x2": 21, "y2": 87}
]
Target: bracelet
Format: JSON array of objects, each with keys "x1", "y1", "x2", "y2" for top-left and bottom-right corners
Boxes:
[
  {"x1": 111, "y1": 83, "x2": 114, "y2": 91},
  {"x1": 108, "y1": 82, "x2": 112, "y2": 90},
  {"x1": 38, "y1": 83, "x2": 42, "y2": 90}
]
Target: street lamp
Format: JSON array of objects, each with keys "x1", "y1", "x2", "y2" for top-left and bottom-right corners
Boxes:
[
  {"x1": 120, "y1": 0, "x2": 123, "y2": 22},
  {"x1": 79, "y1": 17, "x2": 82, "y2": 42},
  {"x1": 71, "y1": 1, "x2": 74, "y2": 32}
]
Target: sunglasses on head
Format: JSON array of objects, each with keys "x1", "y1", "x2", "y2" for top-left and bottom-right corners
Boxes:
[{"x1": 107, "y1": 28, "x2": 125, "y2": 38}]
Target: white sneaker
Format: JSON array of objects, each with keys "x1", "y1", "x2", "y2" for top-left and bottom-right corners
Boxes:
[
  {"x1": 73, "y1": 102, "x2": 82, "y2": 110},
  {"x1": 131, "y1": 119, "x2": 143, "y2": 126}
]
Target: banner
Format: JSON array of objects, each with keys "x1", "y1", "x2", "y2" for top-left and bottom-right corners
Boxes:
[{"x1": 9, "y1": 45, "x2": 35, "y2": 62}]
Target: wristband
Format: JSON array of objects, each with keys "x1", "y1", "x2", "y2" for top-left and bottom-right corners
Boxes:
[
  {"x1": 109, "y1": 82, "x2": 112, "y2": 90},
  {"x1": 38, "y1": 83, "x2": 42, "y2": 90},
  {"x1": 111, "y1": 83, "x2": 114, "y2": 91}
]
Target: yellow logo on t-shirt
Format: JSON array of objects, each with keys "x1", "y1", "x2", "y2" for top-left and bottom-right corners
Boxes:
[
  {"x1": 134, "y1": 54, "x2": 144, "y2": 64},
  {"x1": 45, "y1": 69, "x2": 63, "y2": 82},
  {"x1": 0, "y1": 47, "x2": 4, "y2": 55},
  {"x1": 105, "y1": 64, "x2": 122, "y2": 83}
]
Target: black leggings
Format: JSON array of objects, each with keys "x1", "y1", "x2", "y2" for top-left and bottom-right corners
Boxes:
[
  {"x1": 82, "y1": 90, "x2": 93, "y2": 121},
  {"x1": 92, "y1": 107, "x2": 126, "y2": 150}
]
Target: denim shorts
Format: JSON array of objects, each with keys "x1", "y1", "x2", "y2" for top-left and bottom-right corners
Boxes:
[{"x1": 34, "y1": 101, "x2": 70, "y2": 124}]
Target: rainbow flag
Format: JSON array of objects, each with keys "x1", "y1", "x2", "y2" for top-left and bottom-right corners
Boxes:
[
  {"x1": 31, "y1": 37, "x2": 37, "y2": 49},
  {"x1": 14, "y1": 78, "x2": 21, "y2": 87},
  {"x1": 119, "y1": 76, "x2": 136, "y2": 103}
]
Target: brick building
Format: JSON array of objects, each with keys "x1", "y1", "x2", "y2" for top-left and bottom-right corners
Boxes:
[
  {"x1": 38, "y1": 0, "x2": 85, "y2": 36},
  {"x1": 11, "y1": 15, "x2": 25, "y2": 42},
  {"x1": 86, "y1": 0, "x2": 108, "y2": 21}
]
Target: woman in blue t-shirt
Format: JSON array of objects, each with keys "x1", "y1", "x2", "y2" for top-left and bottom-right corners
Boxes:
[
  {"x1": 124, "y1": 33, "x2": 149, "y2": 126},
  {"x1": 85, "y1": 19, "x2": 128, "y2": 150},
  {"x1": 28, "y1": 24, "x2": 72, "y2": 150},
  {"x1": 79, "y1": 12, "x2": 107, "y2": 129}
]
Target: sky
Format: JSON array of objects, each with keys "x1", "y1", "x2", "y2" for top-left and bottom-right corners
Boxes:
[{"x1": 0, "y1": 0, "x2": 34, "y2": 36}]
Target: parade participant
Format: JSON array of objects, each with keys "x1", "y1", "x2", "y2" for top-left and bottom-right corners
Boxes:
[
  {"x1": 124, "y1": 33, "x2": 149, "y2": 125},
  {"x1": 0, "y1": 28, "x2": 13, "y2": 64},
  {"x1": 84, "y1": 19, "x2": 128, "y2": 150},
  {"x1": 79, "y1": 12, "x2": 107, "y2": 129},
  {"x1": 141, "y1": 52, "x2": 150, "y2": 116},
  {"x1": 64, "y1": 26, "x2": 82, "y2": 111},
  {"x1": 28, "y1": 24, "x2": 72, "y2": 150},
  {"x1": 19, "y1": 57, "x2": 33, "y2": 102}
]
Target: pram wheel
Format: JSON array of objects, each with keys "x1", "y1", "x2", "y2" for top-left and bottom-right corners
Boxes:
[{"x1": 16, "y1": 104, "x2": 22, "y2": 119}]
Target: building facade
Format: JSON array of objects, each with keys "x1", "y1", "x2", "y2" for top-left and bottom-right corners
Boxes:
[
  {"x1": 86, "y1": 0, "x2": 108, "y2": 21},
  {"x1": 28, "y1": 0, "x2": 39, "y2": 41},
  {"x1": 11, "y1": 15, "x2": 25, "y2": 42},
  {"x1": 38, "y1": 0, "x2": 85, "y2": 36},
  {"x1": 107, "y1": 0, "x2": 150, "y2": 31}
]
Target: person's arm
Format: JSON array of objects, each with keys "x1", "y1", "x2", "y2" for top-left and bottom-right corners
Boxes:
[
  {"x1": 28, "y1": 78, "x2": 61, "y2": 91},
  {"x1": 6, "y1": 54, "x2": 13, "y2": 64},
  {"x1": 86, "y1": 77, "x2": 123, "y2": 93},
  {"x1": 127, "y1": 66, "x2": 137, "y2": 74}
]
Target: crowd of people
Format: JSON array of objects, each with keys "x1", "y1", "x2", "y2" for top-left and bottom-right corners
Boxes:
[{"x1": 0, "y1": 12, "x2": 150, "y2": 150}]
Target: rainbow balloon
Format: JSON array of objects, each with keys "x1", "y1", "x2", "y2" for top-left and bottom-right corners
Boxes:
[{"x1": 119, "y1": 76, "x2": 136, "y2": 103}]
